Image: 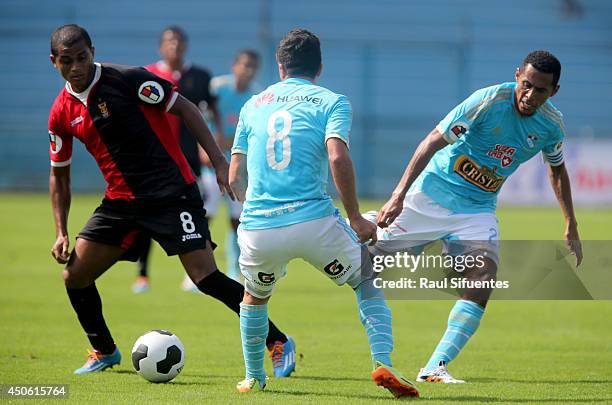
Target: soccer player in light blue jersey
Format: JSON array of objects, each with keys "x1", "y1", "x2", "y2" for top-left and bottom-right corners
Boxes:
[
  {"x1": 201, "y1": 50, "x2": 261, "y2": 281},
  {"x1": 370, "y1": 51, "x2": 583, "y2": 383},
  {"x1": 229, "y1": 29, "x2": 419, "y2": 398}
]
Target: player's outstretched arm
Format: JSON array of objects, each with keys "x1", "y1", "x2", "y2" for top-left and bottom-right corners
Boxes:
[
  {"x1": 229, "y1": 153, "x2": 247, "y2": 202},
  {"x1": 377, "y1": 127, "x2": 448, "y2": 228},
  {"x1": 327, "y1": 138, "x2": 376, "y2": 244},
  {"x1": 169, "y1": 94, "x2": 235, "y2": 200},
  {"x1": 49, "y1": 166, "x2": 71, "y2": 264},
  {"x1": 547, "y1": 163, "x2": 583, "y2": 266}
]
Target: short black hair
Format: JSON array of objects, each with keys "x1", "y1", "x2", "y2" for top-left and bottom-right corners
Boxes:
[
  {"x1": 522, "y1": 50, "x2": 562, "y2": 87},
  {"x1": 160, "y1": 25, "x2": 188, "y2": 44},
  {"x1": 235, "y1": 49, "x2": 260, "y2": 64},
  {"x1": 50, "y1": 24, "x2": 92, "y2": 56},
  {"x1": 276, "y1": 29, "x2": 321, "y2": 78}
]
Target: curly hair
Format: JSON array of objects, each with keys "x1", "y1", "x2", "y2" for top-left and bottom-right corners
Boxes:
[{"x1": 522, "y1": 50, "x2": 561, "y2": 86}]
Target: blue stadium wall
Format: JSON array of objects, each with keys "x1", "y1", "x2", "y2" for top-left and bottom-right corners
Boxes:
[{"x1": 1, "y1": 0, "x2": 610, "y2": 197}]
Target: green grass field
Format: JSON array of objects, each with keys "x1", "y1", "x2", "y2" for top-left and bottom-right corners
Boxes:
[{"x1": 0, "y1": 193, "x2": 610, "y2": 404}]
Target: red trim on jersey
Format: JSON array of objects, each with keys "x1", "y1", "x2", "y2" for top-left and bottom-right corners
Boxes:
[
  {"x1": 86, "y1": 120, "x2": 136, "y2": 200},
  {"x1": 121, "y1": 229, "x2": 140, "y2": 250},
  {"x1": 139, "y1": 105, "x2": 196, "y2": 184},
  {"x1": 49, "y1": 89, "x2": 136, "y2": 200},
  {"x1": 98, "y1": 147, "x2": 136, "y2": 200},
  {"x1": 73, "y1": 75, "x2": 137, "y2": 200}
]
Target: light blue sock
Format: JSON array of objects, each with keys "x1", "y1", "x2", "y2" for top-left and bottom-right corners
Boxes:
[
  {"x1": 239, "y1": 303, "x2": 268, "y2": 380},
  {"x1": 424, "y1": 299, "x2": 484, "y2": 371},
  {"x1": 226, "y1": 231, "x2": 240, "y2": 280},
  {"x1": 355, "y1": 281, "x2": 394, "y2": 367}
]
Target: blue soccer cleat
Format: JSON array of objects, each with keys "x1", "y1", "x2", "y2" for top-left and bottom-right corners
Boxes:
[
  {"x1": 131, "y1": 276, "x2": 150, "y2": 294},
  {"x1": 268, "y1": 336, "x2": 296, "y2": 378},
  {"x1": 74, "y1": 348, "x2": 121, "y2": 374}
]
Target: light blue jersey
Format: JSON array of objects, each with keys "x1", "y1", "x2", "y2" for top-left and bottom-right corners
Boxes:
[
  {"x1": 210, "y1": 75, "x2": 261, "y2": 159},
  {"x1": 413, "y1": 82, "x2": 566, "y2": 214},
  {"x1": 232, "y1": 77, "x2": 351, "y2": 230}
]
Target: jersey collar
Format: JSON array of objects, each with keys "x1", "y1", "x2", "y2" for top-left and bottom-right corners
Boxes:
[
  {"x1": 282, "y1": 77, "x2": 314, "y2": 85},
  {"x1": 65, "y1": 62, "x2": 101, "y2": 106}
]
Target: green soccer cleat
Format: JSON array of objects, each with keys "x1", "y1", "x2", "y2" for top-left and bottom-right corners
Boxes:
[{"x1": 371, "y1": 361, "x2": 419, "y2": 398}]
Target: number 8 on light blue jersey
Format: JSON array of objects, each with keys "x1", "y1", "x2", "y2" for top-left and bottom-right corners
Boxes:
[
  {"x1": 232, "y1": 77, "x2": 352, "y2": 230},
  {"x1": 266, "y1": 110, "x2": 292, "y2": 170}
]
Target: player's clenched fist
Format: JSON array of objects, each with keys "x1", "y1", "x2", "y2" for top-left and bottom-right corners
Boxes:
[
  {"x1": 349, "y1": 215, "x2": 378, "y2": 245},
  {"x1": 51, "y1": 234, "x2": 70, "y2": 264}
]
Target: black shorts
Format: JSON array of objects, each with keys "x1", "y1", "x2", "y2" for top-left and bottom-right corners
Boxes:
[{"x1": 78, "y1": 184, "x2": 215, "y2": 261}]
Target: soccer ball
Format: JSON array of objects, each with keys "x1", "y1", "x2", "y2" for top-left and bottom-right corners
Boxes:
[{"x1": 131, "y1": 330, "x2": 185, "y2": 383}]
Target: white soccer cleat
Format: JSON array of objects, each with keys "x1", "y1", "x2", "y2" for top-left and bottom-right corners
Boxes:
[
  {"x1": 416, "y1": 361, "x2": 466, "y2": 384},
  {"x1": 236, "y1": 376, "x2": 267, "y2": 393}
]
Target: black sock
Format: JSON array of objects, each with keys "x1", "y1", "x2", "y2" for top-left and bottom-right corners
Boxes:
[
  {"x1": 137, "y1": 238, "x2": 151, "y2": 277},
  {"x1": 196, "y1": 270, "x2": 287, "y2": 346},
  {"x1": 66, "y1": 284, "x2": 116, "y2": 355}
]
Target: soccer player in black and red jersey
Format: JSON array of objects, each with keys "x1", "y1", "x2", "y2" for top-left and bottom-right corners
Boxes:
[{"x1": 48, "y1": 24, "x2": 294, "y2": 375}]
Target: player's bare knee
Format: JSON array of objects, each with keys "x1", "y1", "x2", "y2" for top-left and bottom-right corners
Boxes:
[{"x1": 243, "y1": 291, "x2": 269, "y2": 305}]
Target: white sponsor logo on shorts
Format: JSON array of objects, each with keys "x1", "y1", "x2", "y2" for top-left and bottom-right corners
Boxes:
[{"x1": 182, "y1": 233, "x2": 202, "y2": 242}]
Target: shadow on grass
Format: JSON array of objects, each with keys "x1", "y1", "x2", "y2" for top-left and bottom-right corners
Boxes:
[
  {"x1": 267, "y1": 388, "x2": 398, "y2": 401},
  {"x1": 468, "y1": 377, "x2": 612, "y2": 384},
  {"x1": 267, "y1": 390, "x2": 610, "y2": 403},
  {"x1": 290, "y1": 375, "x2": 371, "y2": 383},
  {"x1": 108, "y1": 369, "x2": 213, "y2": 385},
  {"x1": 433, "y1": 396, "x2": 611, "y2": 403},
  {"x1": 166, "y1": 380, "x2": 214, "y2": 386},
  {"x1": 176, "y1": 374, "x2": 233, "y2": 379},
  {"x1": 110, "y1": 369, "x2": 137, "y2": 375}
]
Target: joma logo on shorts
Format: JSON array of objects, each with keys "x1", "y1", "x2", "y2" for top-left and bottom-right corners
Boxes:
[
  {"x1": 454, "y1": 155, "x2": 505, "y2": 193},
  {"x1": 182, "y1": 233, "x2": 202, "y2": 242}
]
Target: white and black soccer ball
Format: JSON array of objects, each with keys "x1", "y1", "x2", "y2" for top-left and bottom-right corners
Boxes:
[{"x1": 131, "y1": 330, "x2": 185, "y2": 383}]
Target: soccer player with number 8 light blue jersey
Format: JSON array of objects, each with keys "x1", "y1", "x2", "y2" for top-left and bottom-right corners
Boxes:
[{"x1": 229, "y1": 29, "x2": 419, "y2": 398}]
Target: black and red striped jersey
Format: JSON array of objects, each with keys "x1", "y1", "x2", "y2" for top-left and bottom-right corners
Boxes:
[
  {"x1": 146, "y1": 61, "x2": 216, "y2": 177},
  {"x1": 48, "y1": 63, "x2": 196, "y2": 201}
]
